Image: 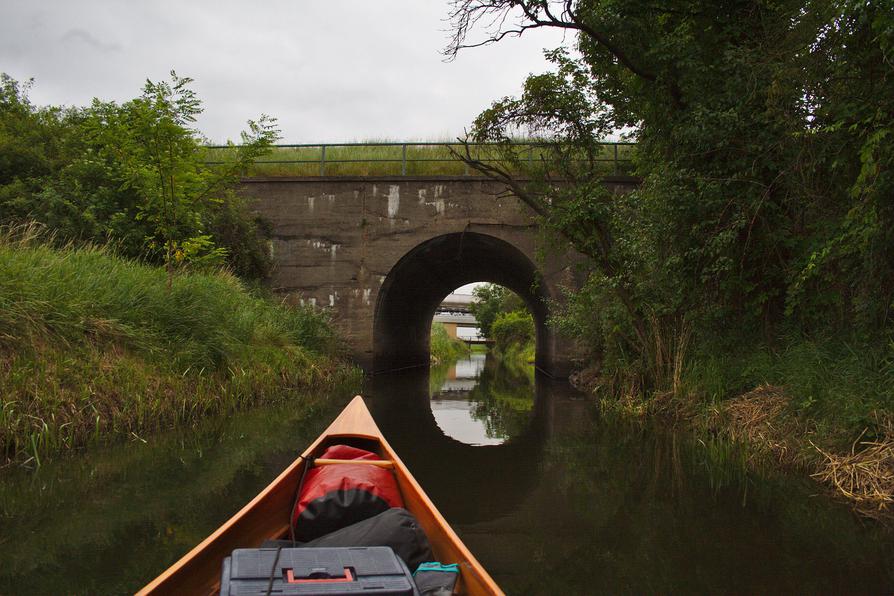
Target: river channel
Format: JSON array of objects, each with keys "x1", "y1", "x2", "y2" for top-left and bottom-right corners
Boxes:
[{"x1": 1, "y1": 351, "x2": 893, "y2": 593}]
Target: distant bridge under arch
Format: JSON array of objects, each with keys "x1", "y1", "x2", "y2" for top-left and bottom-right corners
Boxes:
[
  {"x1": 242, "y1": 175, "x2": 638, "y2": 377},
  {"x1": 432, "y1": 293, "x2": 481, "y2": 342}
]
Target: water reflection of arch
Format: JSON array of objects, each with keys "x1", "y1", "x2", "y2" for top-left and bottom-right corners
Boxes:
[{"x1": 366, "y1": 368, "x2": 556, "y2": 525}]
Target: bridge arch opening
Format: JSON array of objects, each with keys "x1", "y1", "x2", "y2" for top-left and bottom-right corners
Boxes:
[{"x1": 373, "y1": 232, "x2": 553, "y2": 374}]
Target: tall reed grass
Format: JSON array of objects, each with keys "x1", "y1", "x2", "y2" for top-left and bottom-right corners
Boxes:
[
  {"x1": 0, "y1": 224, "x2": 357, "y2": 467},
  {"x1": 430, "y1": 322, "x2": 468, "y2": 364}
]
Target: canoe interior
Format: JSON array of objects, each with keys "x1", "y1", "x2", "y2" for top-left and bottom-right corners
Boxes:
[{"x1": 137, "y1": 397, "x2": 502, "y2": 596}]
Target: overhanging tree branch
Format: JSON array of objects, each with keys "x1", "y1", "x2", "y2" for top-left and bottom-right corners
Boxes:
[{"x1": 445, "y1": 0, "x2": 684, "y2": 105}]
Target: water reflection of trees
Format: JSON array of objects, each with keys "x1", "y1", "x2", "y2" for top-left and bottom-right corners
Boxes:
[
  {"x1": 428, "y1": 358, "x2": 453, "y2": 395},
  {"x1": 429, "y1": 352, "x2": 535, "y2": 442},
  {"x1": 465, "y1": 354, "x2": 535, "y2": 441},
  {"x1": 508, "y1": 418, "x2": 894, "y2": 594},
  {"x1": 0, "y1": 392, "x2": 356, "y2": 594}
]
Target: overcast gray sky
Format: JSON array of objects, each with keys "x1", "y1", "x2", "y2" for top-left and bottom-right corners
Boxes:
[{"x1": 1, "y1": 1, "x2": 568, "y2": 144}]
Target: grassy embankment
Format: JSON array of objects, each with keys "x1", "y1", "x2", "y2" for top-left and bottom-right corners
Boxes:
[
  {"x1": 0, "y1": 228, "x2": 358, "y2": 468},
  {"x1": 492, "y1": 341, "x2": 535, "y2": 368},
  {"x1": 429, "y1": 322, "x2": 468, "y2": 365},
  {"x1": 573, "y1": 332, "x2": 894, "y2": 520},
  {"x1": 204, "y1": 142, "x2": 636, "y2": 178}
]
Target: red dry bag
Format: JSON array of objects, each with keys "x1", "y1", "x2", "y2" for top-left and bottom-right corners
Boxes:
[{"x1": 292, "y1": 444, "x2": 404, "y2": 542}]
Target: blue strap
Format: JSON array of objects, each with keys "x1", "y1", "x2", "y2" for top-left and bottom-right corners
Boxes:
[{"x1": 413, "y1": 562, "x2": 460, "y2": 576}]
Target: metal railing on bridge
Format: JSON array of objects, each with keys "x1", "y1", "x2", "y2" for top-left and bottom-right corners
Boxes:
[{"x1": 203, "y1": 141, "x2": 635, "y2": 178}]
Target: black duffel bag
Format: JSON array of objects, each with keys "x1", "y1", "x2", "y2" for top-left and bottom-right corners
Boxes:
[{"x1": 265, "y1": 507, "x2": 434, "y2": 573}]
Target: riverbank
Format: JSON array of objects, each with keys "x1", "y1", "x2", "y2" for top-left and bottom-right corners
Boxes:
[
  {"x1": 0, "y1": 230, "x2": 359, "y2": 468},
  {"x1": 430, "y1": 322, "x2": 468, "y2": 364},
  {"x1": 571, "y1": 352, "x2": 894, "y2": 521}
]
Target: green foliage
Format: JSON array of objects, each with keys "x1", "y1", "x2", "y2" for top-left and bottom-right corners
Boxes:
[
  {"x1": 0, "y1": 75, "x2": 87, "y2": 239},
  {"x1": 683, "y1": 333, "x2": 894, "y2": 445},
  {"x1": 0, "y1": 72, "x2": 279, "y2": 280},
  {"x1": 467, "y1": 355, "x2": 535, "y2": 439},
  {"x1": 491, "y1": 310, "x2": 535, "y2": 350},
  {"x1": 450, "y1": 0, "x2": 894, "y2": 399},
  {"x1": 429, "y1": 321, "x2": 469, "y2": 364},
  {"x1": 470, "y1": 284, "x2": 506, "y2": 337},
  {"x1": 470, "y1": 283, "x2": 526, "y2": 337},
  {"x1": 0, "y1": 227, "x2": 351, "y2": 465},
  {"x1": 0, "y1": 76, "x2": 66, "y2": 188},
  {"x1": 206, "y1": 191, "x2": 274, "y2": 279},
  {"x1": 470, "y1": 283, "x2": 536, "y2": 361},
  {"x1": 783, "y1": 2, "x2": 894, "y2": 328}
]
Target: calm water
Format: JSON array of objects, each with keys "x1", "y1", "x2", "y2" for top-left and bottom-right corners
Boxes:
[{"x1": 1, "y1": 352, "x2": 893, "y2": 594}]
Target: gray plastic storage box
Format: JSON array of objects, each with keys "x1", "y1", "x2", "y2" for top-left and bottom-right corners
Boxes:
[{"x1": 219, "y1": 546, "x2": 419, "y2": 595}]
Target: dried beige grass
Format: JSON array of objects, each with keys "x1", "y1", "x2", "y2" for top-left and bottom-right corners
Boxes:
[
  {"x1": 811, "y1": 419, "x2": 894, "y2": 520},
  {"x1": 721, "y1": 387, "x2": 894, "y2": 520},
  {"x1": 713, "y1": 384, "x2": 809, "y2": 465}
]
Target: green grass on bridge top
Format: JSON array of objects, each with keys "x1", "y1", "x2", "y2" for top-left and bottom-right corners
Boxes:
[{"x1": 203, "y1": 141, "x2": 635, "y2": 177}]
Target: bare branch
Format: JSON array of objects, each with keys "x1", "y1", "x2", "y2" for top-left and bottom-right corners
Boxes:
[
  {"x1": 445, "y1": 0, "x2": 685, "y2": 106},
  {"x1": 447, "y1": 139, "x2": 551, "y2": 218}
]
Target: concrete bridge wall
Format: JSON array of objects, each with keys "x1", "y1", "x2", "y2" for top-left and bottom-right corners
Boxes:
[{"x1": 242, "y1": 176, "x2": 637, "y2": 376}]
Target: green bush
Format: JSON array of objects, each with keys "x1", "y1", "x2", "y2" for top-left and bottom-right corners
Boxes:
[
  {"x1": 491, "y1": 311, "x2": 535, "y2": 351},
  {"x1": 470, "y1": 283, "x2": 527, "y2": 337},
  {"x1": 0, "y1": 73, "x2": 277, "y2": 280}
]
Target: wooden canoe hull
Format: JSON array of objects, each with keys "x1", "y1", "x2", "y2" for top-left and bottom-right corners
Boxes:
[{"x1": 136, "y1": 396, "x2": 503, "y2": 595}]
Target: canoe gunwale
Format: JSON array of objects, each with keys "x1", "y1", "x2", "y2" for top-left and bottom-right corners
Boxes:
[{"x1": 136, "y1": 396, "x2": 503, "y2": 596}]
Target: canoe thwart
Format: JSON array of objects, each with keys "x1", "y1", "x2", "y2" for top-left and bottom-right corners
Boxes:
[{"x1": 313, "y1": 458, "x2": 394, "y2": 468}]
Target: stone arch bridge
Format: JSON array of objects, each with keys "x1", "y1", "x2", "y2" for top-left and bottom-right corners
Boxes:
[{"x1": 243, "y1": 175, "x2": 637, "y2": 377}]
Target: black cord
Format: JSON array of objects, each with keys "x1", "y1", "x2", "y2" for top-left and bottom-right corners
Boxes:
[
  {"x1": 259, "y1": 455, "x2": 314, "y2": 595},
  {"x1": 264, "y1": 546, "x2": 283, "y2": 596},
  {"x1": 288, "y1": 456, "x2": 315, "y2": 545}
]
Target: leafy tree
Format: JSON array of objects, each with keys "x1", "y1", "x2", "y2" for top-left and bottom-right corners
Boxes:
[
  {"x1": 205, "y1": 191, "x2": 276, "y2": 280},
  {"x1": 447, "y1": 0, "x2": 894, "y2": 388},
  {"x1": 0, "y1": 75, "x2": 83, "y2": 236},
  {"x1": 79, "y1": 71, "x2": 280, "y2": 287},
  {"x1": 784, "y1": 2, "x2": 894, "y2": 327},
  {"x1": 0, "y1": 72, "x2": 280, "y2": 282},
  {"x1": 470, "y1": 284, "x2": 508, "y2": 337},
  {"x1": 470, "y1": 283, "x2": 526, "y2": 337}
]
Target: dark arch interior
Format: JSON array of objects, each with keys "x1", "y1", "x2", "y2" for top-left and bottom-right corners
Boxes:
[{"x1": 373, "y1": 232, "x2": 551, "y2": 374}]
